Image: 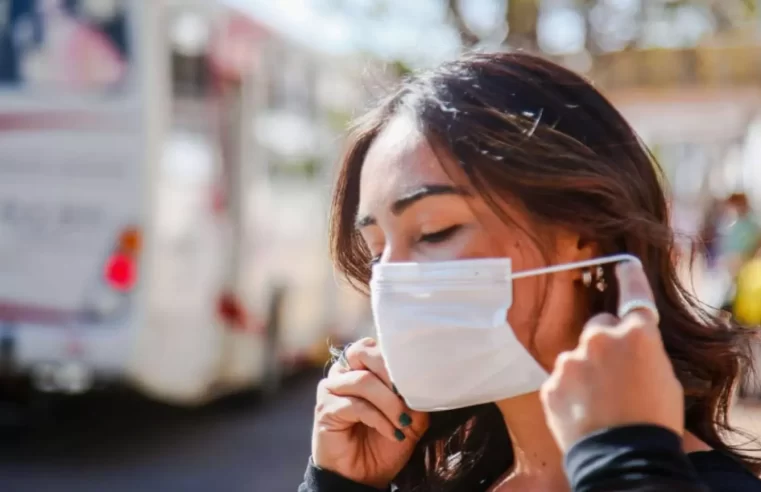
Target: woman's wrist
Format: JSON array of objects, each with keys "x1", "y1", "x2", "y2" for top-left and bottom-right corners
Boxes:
[{"x1": 304, "y1": 458, "x2": 392, "y2": 492}]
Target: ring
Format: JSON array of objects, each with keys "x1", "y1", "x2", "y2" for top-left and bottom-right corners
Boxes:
[
  {"x1": 618, "y1": 299, "x2": 660, "y2": 323},
  {"x1": 336, "y1": 342, "x2": 353, "y2": 369}
]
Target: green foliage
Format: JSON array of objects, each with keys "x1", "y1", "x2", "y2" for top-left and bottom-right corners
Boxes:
[
  {"x1": 326, "y1": 108, "x2": 352, "y2": 132},
  {"x1": 268, "y1": 155, "x2": 322, "y2": 180},
  {"x1": 389, "y1": 60, "x2": 413, "y2": 78}
]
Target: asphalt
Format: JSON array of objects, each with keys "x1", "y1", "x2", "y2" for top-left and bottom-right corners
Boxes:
[
  {"x1": 0, "y1": 370, "x2": 323, "y2": 492},
  {"x1": 1, "y1": 369, "x2": 760, "y2": 492}
]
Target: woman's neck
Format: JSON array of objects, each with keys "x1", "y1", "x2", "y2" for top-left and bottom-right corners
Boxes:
[{"x1": 495, "y1": 392, "x2": 567, "y2": 486}]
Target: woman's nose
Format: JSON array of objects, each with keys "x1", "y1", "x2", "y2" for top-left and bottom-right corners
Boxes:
[{"x1": 380, "y1": 243, "x2": 412, "y2": 264}]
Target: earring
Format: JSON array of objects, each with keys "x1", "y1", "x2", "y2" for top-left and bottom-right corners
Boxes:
[
  {"x1": 595, "y1": 266, "x2": 607, "y2": 292},
  {"x1": 582, "y1": 268, "x2": 593, "y2": 288}
]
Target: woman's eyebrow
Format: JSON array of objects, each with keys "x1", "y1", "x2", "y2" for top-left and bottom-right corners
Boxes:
[
  {"x1": 391, "y1": 185, "x2": 469, "y2": 215},
  {"x1": 355, "y1": 184, "x2": 469, "y2": 229}
]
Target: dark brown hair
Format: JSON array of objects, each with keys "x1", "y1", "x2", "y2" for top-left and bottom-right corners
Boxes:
[
  {"x1": 330, "y1": 51, "x2": 758, "y2": 491},
  {"x1": 728, "y1": 192, "x2": 751, "y2": 213}
]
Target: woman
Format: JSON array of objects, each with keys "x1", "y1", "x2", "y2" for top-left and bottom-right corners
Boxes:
[
  {"x1": 718, "y1": 194, "x2": 761, "y2": 289},
  {"x1": 299, "y1": 52, "x2": 761, "y2": 491}
]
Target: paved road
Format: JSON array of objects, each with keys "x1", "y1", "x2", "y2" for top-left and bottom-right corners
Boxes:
[
  {"x1": 2, "y1": 370, "x2": 761, "y2": 492},
  {"x1": 0, "y1": 370, "x2": 323, "y2": 492}
]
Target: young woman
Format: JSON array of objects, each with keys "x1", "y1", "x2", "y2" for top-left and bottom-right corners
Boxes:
[{"x1": 299, "y1": 52, "x2": 761, "y2": 491}]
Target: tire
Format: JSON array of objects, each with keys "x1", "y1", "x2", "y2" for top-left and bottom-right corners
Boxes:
[
  {"x1": 216, "y1": 285, "x2": 286, "y2": 411},
  {"x1": 259, "y1": 284, "x2": 285, "y2": 398}
]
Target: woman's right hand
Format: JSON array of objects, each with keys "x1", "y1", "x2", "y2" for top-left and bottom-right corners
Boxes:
[{"x1": 311, "y1": 337, "x2": 429, "y2": 489}]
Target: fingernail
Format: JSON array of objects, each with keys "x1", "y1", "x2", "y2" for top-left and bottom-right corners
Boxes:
[
  {"x1": 399, "y1": 413, "x2": 412, "y2": 427},
  {"x1": 394, "y1": 429, "x2": 406, "y2": 442},
  {"x1": 392, "y1": 384, "x2": 399, "y2": 395}
]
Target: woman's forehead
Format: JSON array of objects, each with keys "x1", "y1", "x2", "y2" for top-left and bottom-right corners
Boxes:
[{"x1": 359, "y1": 115, "x2": 455, "y2": 209}]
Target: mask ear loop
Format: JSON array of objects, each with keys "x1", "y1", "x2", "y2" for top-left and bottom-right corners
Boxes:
[{"x1": 510, "y1": 253, "x2": 642, "y2": 280}]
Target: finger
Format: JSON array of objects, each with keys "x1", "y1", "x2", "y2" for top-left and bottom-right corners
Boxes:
[
  {"x1": 328, "y1": 338, "x2": 398, "y2": 392},
  {"x1": 319, "y1": 394, "x2": 402, "y2": 443},
  {"x1": 583, "y1": 312, "x2": 619, "y2": 331},
  {"x1": 328, "y1": 338, "x2": 374, "y2": 375},
  {"x1": 578, "y1": 312, "x2": 618, "y2": 350},
  {"x1": 324, "y1": 370, "x2": 416, "y2": 436},
  {"x1": 615, "y1": 260, "x2": 659, "y2": 326},
  {"x1": 543, "y1": 349, "x2": 585, "y2": 411},
  {"x1": 345, "y1": 339, "x2": 394, "y2": 388}
]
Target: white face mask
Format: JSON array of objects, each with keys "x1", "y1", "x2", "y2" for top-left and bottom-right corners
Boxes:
[{"x1": 370, "y1": 253, "x2": 640, "y2": 412}]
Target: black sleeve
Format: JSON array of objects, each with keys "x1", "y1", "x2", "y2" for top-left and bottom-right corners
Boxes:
[
  {"x1": 298, "y1": 458, "x2": 392, "y2": 492},
  {"x1": 564, "y1": 425, "x2": 709, "y2": 492}
]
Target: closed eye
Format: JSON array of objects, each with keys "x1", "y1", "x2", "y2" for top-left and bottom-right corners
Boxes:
[
  {"x1": 367, "y1": 225, "x2": 463, "y2": 265},
  {"x1": 420, "y1": 225, "x2": 461, "y2": 244}
]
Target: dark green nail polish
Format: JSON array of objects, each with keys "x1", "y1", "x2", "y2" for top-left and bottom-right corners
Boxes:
[
  {"x1": 399, "y1": 413, "x2": 412, "y2": 427},
  {"x1": 394, "y1": 429, "x2": 406, "y2": 442}
]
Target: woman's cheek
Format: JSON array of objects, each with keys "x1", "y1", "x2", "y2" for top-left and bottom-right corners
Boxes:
[{"x1": 506, "y1": 277, "x2": 543, "y2": 346}]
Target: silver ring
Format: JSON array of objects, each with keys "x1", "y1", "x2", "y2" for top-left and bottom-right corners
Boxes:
[
  {"x1": 337, "y1": 342, "x2": 353, "y2": 369},
  {"x1": 618, "y1": 299, "x2": 660, "y2": 323}
]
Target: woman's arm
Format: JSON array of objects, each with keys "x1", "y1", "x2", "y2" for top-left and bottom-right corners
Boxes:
[
  {"x1": 298, "y1": 458, "x2": 391, "y2": 492},
  {"x1": 565, "y1": 425, "x2": 708, "y2": 492}
]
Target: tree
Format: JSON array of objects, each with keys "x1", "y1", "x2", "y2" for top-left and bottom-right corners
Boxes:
[
  {"x1": 444, "y1": 0, "x2": 759, "y2": 54},
  {"x1": 505, "y1": 0, "x2": 540, "y2": 51},
  {"x1": 317, "y1": 0, "x2": 760, "y2": 65},
  {"x1": 446, "y1": 0, "x2": 538, "y2": 51}
]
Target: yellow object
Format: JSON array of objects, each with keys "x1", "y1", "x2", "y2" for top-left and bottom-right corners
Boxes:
[{"x1": 734, "y1": 258, "x2": 761, "y2": 326}]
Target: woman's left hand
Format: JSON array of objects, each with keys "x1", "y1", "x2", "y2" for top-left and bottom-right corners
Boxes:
[{"x1": 540, "y1": 261, "x2": 684, "y2": 453}]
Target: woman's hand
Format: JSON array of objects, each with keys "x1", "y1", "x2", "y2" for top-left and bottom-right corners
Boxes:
[
  {"x1": 311, "y1": 337, "x2": 429, "y2": 489},
  {"x1": 540, "y1": 261, "x2": 684, "y2": 453}
]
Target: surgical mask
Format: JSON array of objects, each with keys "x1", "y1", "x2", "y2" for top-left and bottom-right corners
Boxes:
[{"x1": 370, "y1": 253, "x2": 640, "y2": 412}]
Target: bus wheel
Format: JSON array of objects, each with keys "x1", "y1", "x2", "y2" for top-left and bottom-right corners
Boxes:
[
  {"x1": 259, "y1": 284, "x2": 285, "y2": 398},
  {"x1": 218, "y1": 286, "x2": 285, "y2": 411}
]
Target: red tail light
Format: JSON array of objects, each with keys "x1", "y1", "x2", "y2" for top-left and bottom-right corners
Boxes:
[
  {"x1": 217, "y1": 292, "x2": 246, "y2": 329},
  {"x1": 104, "y1": 253, "x2": 136, "y2": 292}
]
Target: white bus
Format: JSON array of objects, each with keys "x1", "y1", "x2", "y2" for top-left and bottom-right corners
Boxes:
[{"x1": 0, "y1": 0, "x2": 373, "y2": 408}]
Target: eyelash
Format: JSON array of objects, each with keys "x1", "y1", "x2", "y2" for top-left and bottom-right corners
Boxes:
[
  {"x1": 420, "y1": 225, "x2": 461, "y2": 244},
  {"x1": 368, "y1": 225, "x2": 462, "y2": 265}
]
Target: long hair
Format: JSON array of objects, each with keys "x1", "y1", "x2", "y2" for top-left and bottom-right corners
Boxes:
[{"x1": 329, "y1": 51, "x2": 759, "y2": 491}]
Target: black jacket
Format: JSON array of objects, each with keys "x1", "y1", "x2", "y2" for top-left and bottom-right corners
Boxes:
[{"x1": 299, "y1": 425, "x2": 761, "y2": 491}]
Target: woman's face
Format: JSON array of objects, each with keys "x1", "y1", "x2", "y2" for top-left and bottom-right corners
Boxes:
[{"x1": 357, "y1": 114, "x2": 593, "y2": 370}]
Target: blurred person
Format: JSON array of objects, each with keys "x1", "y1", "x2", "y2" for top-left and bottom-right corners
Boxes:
[
  {"x1": 13, "y1": 0, "x2": 125, "y2": 91},
  {"x1": 715, "y1": 193, "x2": 761, "y2": 314},
  {"x1": 299, "y1": 53, "x2": 761, "y2": 492},
  {"x1": 724, "y1": 194, "x2": 761, "y2": 397},
  {"x1": 718, "y1": 193, "x2": 761, "y2": 279}
]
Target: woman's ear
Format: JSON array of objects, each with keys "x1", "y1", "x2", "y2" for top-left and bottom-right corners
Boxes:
[
  {"x1": 570, "y1": 236, "x2": 601, "y2": 281},
  {"x1": 553, "y1": 229, "x2": 601, "y2": 280},
  {"x1": 577, "y1": 236, "x2": 600, "y2": 258}
]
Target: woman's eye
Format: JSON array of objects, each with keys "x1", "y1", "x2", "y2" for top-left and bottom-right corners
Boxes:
[{"x1": 420, "y1": 225, "x2": 461, "y2": 244}]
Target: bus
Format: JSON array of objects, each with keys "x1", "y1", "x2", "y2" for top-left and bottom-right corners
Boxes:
[{"x1": 0, "y1": 0, "x2": 374, "y2": 408}]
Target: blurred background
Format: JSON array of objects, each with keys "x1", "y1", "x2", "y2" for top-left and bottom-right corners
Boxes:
[{"x1": 0, "y1": 0, "x2": 761, "y2": 490}]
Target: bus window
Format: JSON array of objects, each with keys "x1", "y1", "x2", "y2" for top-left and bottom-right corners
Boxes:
[
  {"x1": 169, "y1": 8, "x2": 211, "y2": 98},
  {"x1": 0, "y1": 0, "x2": 129, "y2": 91}
]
